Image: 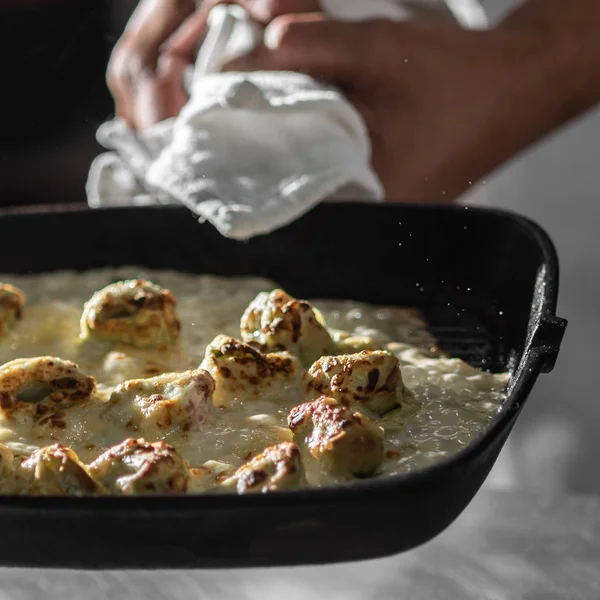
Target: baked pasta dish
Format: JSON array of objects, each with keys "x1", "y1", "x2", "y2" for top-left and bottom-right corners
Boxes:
[{"x1": 0, "y1": 268, "x2": 508, "y2": 496}]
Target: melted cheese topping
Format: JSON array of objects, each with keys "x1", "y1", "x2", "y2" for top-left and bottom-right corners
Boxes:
[{"x1": 0, "y1": 267, "x2": 508, "y2": 494}]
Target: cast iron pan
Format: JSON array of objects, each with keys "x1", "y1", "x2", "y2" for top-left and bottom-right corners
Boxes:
[{"x1": 0, "y1": 203, "x2": 566, "y2": 569}]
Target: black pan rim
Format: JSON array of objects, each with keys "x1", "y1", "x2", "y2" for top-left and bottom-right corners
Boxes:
[{"x1": 0, "y1": 203, "x2": 562, "y2": 511}]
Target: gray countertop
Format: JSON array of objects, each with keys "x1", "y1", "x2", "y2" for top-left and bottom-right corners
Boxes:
[{"x1": 1, "y1": 489, "x2": 599, "y2": 600}]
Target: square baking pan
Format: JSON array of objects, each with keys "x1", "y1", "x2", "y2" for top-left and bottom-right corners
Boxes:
[{"x1": 0, "y1": 203, "x2": 566, "y2": 568}]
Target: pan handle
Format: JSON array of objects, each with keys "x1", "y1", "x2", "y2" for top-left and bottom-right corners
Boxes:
[{"x1": 530, "y1": 315, "x2": 568, "y2": 374}]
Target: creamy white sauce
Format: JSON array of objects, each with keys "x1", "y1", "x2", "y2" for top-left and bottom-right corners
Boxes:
[{"x1": 0, "y1": 267, "x2": 508, "y2": 493}]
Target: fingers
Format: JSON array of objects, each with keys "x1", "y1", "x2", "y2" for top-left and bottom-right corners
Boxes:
[
  {"x1": 107, "y1": 0, "x2": 198, "y2": 130},
  {"x1": 108, "y1": 37, "x2": 191, "y2": 132},
  {"x1": 126, "y1": 0, "x2": 197, "y2": 35},
  {"x1": 132, "y1": 53, "x2": 190, "y2": 131},
  {"x1": 222, "y1": 13, "x2": 372, "y2": 85},
  {"x1": 166, "y1": 0, "x2": 323, "y2": 57},
  {"x1": 240, "y1": 0, "x2": 322, "y2": 23},
  {"x1": 197, "y1": 0, "x2": 322, "y2": 25},
  {"x1": 108, "y1": 0, "x2": 329, "y2": 131},
  {"x1": 124, "y1": 0, "x2": 197, "y2": 67},
  {"x1": 107, "y1": 42, "x2": 135, "y2": 127},
  {"x1": 163, "y1": 9, "x2": 209, "y2": 58}
]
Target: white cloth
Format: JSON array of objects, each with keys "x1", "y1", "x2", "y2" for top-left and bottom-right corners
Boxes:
[{"x1": 87, "y1": 0, "x2": 486, "y2": 240}]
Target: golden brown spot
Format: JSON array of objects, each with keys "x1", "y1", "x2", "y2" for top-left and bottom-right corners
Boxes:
[
  {"x1": 144, "y1": 366, "x2": 163, "y2": 376},
  {"x1": 366, "y1": 368, "x2": 380, "y2": 392},
  {"x1": 190, "y1": 466, "x2": 211, "y2": 476}
]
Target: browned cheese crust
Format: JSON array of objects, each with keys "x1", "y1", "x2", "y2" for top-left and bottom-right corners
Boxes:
[
  {"x1": 288, "y1": 397, "x2": 384, "y2": 478},
  {"x1": 105, "y1": 369, "x2": 215, "y2": 435},
  {"x1": 304, "y1": 350, "x2": 403, "y2": 416},
  {"x1": 201, "y1": 335, "x2": 304, "y2": 407},
  {"x1": 223, "y1": 442, "x2": 306, "y2": 493},
  {"x1": 0, "y1": 357, "x2": 96, "y2": 423},
  {"x1": 20, "y1": 444, "x2": 102, "y2": 495},
  {"x1": 241, "y1": 289, "x2": 334, "y2": 366},
  {"x1": 80, "y1": 280, "x2": 181, "y2": 348},
  {"x1": 89, "y1": 438, "x2": 190, "y2": 495},
  {"x1": 0, "y1": 283, "x2": 25, "y2": 335}
]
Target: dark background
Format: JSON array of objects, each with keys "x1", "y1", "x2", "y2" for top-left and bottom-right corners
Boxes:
[{"x1": 0, "y1": 0, "x2": 135, "y2": 207}]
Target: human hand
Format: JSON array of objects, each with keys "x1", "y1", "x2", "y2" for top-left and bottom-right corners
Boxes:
[
  {"x1": 222, "y1": 14, "x2": 573, "y2": 202},
  {"x1": 107, "y1": 0, "x2": 197, "y2": 132},
  {"x1": 108, "y1": 0, "x2": 320, "y2": 132}
]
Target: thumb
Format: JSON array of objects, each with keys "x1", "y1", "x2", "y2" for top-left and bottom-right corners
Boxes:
[{"x1": 223, "y1": 13, "x2": 373, "y2": 85}]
